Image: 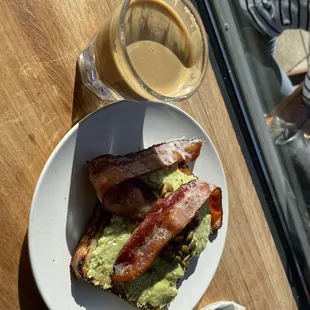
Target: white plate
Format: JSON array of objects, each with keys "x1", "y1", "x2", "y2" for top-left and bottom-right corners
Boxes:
[{"x1": 29, "y1": 100, "x2": 228, "y2": 310}]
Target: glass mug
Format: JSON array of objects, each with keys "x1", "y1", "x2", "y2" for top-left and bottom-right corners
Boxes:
[{"x1": 78, "y1": 0, "x2": 208, "y2": 102}]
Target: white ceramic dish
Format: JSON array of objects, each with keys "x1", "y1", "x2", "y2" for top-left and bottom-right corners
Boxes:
[{"x1": 29, "y1": 100, "x2": 228, "y2": 310}]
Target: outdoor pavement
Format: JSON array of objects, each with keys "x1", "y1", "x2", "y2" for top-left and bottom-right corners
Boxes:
[{"x1": 275, "y1": 29, "x2": 309, "y2": 73}]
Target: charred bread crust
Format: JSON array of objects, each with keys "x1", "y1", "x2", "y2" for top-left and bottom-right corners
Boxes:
[{"x1": 70, "y1": 202, "x2": 111, "y2": 280}]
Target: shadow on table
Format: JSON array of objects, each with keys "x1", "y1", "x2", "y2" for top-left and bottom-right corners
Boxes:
[
  {"x1": 67, "y1": 64, "x2": 203, "y2": 309},
  {"x1": 67, "y1": 70, "x2": 150, "y2": 308},
  {"x1": 18, "y1": 231, "x2": 48, "y2": 310}
]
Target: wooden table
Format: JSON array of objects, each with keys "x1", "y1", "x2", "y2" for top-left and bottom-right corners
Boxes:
[{"x1": 0, "y1": 1, "x2": 297, "y2": 309}]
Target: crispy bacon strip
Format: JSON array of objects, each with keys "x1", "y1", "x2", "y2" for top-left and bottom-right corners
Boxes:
[
  {"x1": 111, "y1": 180, "x2": 221, "y2": 283},
  {"x1": 102, "y1": 179, "x2": 157, "y2": 219},
  {"x1": 209, "y1": 188, "x2": 223, "y2": 233},
  {"x1": 87, "y1": 138, "x2": 202, "y2": 201}
]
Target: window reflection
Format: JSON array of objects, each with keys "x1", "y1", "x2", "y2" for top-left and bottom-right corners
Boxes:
[{"x1": 206, "y1": 0, "x2": 310, "y2": 301}]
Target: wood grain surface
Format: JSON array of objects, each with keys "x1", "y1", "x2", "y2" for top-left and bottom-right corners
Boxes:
[{"x1": 0, "y1": 0, "x2": 297, "y2": 309}]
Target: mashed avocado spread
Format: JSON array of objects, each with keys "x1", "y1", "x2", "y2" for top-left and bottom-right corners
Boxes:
[
  {"x1": 87, "y1": 216, "x2": 136, "y2": 289},
  {"x1": 140, "y1": 164, "x2": 197, "y2": 193},
  {"x1": 87, "y1": 165, "x2": 212, "y2": 308},
  {"x1": 124, "y1": 258, "x2": 184, "y2": 309},
  {"x1": 194, "y1": 207, "x2": 211, "y2": 256}
]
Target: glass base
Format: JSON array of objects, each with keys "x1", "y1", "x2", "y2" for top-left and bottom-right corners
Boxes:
[{"x1": 78, "y1": 36, "x2": 123, "y2": 101}]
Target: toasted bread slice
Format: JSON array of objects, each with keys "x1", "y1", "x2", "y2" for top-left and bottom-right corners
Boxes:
[
  {"x1": 70, "y1": 163, "x2": 197, "y2": 310},
  {"x1": 70, "y1": 201, "x2": 159, "y2": 310},
  {"x1": 70, "y1": 203, "x2": 111, "y2": 280}
]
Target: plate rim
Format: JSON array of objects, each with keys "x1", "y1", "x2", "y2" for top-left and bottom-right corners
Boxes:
[{"x1": 29, "y1": 100, "x2": 229, "y2": 310}]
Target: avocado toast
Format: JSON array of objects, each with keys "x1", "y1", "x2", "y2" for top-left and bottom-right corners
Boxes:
[{"x1": 70, "y1": 139, "x2": 223, "y2": 309}]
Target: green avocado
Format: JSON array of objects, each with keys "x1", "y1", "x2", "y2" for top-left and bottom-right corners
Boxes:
[
  {"x1": 87, "y1": 215, "x2": 136, "y2": 289},
  {"x1": 86, "y1": 166, "x2": 211, "y2": 308},
  {"x1": 124, "y1": 258, "x2": 184, "y2": 309},
  {"x1": 139, "y1": 164, "x2": 197, "y2": 193},
  {"x1": 194, "y1": 207, "x2": 211, "y2": 256}
]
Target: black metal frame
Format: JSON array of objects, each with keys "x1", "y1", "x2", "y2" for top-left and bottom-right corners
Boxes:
[{"x1": 194, "y1": 0, "x2": 310, "y2": 308}]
